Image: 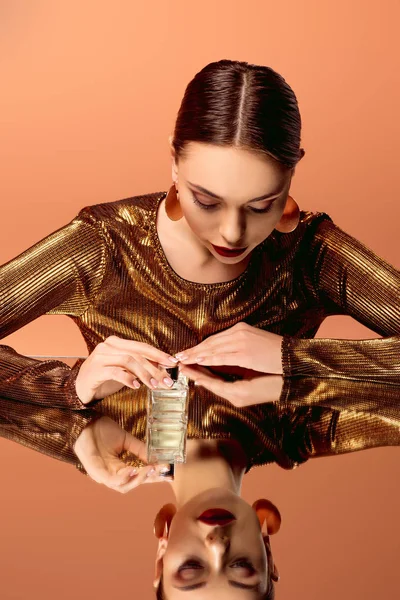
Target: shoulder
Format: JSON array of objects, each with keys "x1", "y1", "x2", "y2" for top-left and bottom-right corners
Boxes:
[
  {"x1": 298, "y1": 209, "x2": 334, "y2": 232},
  {"x1": 294, "y1": 211, "x2": 396, "y2": 278},
  {"x1": 73, "y1": 191, "x2": 166, "y2": 231},
  {"x1": 266, "y1": 209, "x2": 335, "y2": 256}
]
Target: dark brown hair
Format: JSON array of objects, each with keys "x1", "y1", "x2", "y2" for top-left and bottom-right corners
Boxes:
[{"x1": 172, "y1": 59, "x2": 304, "y2": 170}]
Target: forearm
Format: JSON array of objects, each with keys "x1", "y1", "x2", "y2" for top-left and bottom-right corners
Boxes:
[
  {"x1": 0, "y1": 395, "x2": 100, "y2": 474},
  {"x1": 279, "y1": 367, "x2": 400, "y2": 421},
  {"x1": 280, "y1": 334, "x2": 400, "y2": 383},
  {"x1": 0, "y1": 347, "x2": 87, "y2": 408}
]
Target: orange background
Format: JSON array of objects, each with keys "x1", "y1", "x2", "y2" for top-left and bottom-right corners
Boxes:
[{"x1": 0, "y1": 1, "x2": 399, "y2": 599}]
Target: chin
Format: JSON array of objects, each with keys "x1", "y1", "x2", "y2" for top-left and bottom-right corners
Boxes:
[{"x1": 189, "y1": 488, "x2": 245, "y2": 510}]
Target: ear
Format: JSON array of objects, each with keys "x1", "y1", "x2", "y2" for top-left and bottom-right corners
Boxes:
[
  {"x1": 154, "y1": 502, "x2": 177, "y2": 538},
  {"x1": 252, "y1": 498, "x2": 281, "y2": 535},
  {"x1": 153, "y1": 536, "x2": 168, "y2": 589},
  {"x1": 153, "y1": 503, "x2": 177, "y2": 589}
]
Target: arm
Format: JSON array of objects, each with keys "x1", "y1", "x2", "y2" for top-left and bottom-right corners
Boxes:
[
  {"x1": 291, "y1": 379, "x2": 399, "y2": 458},
  {"x1": 0, "y1": 208, "x2": 109, "y2": 408},
  {"x1": 0, "y1": 394, "x2": 100, "y2": 474},
  {"x1": 280, "y1": 217, "x2": 400, "y2": 412}
]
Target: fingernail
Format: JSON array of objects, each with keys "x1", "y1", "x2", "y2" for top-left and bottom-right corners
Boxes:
[
  {"x1": 175, "y1": 352, "x2": 186, "y2": 359},
  {"x1": 150, "y1": 378, "x2": 158, "y2": 388},
  {"x1": 163, "y1": 377, "x2": 174, "y2": 386},
  {"x1": 129, "y1": 468, "x2": 138, "y2": 477},
  {"x1": 132, "y1": 380, "x2": 140, "y2": 389},
  {"x1": 146, "y1": 468, "x2": 156, "y2": 477},
  {"x1": 168, "y1": 356, "x2": 179, "y2": 363},
  {"x1": 160, "y1": 466, "x2": 170, "y2": 474}
]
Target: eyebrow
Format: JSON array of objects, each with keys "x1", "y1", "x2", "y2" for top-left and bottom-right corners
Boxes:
[
  {"x1": 172, "y1": 579, "x2": 261, "y2": 591},
  {"x1": 187, "y1": 182, "x2": 281, "y2": 203}
]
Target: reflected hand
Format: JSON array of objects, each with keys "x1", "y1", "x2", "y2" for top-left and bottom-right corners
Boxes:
[
  {"x1": 175, "y1": 322, "x2": 284, "y2": 375},
  {"x1": 73, "y1": 416, "x2": 172, "y2": 493},
  {"x1": 180, "y1": 363, "x2": 284, "y2": 408}
]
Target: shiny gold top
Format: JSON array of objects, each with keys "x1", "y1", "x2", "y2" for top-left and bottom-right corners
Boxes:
[{"x1": 0, "y1": 191, "x2": 399, "y2": 474}]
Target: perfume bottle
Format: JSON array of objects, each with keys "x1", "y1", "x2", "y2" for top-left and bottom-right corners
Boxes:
[{"x1": 146, "y1": 364, "x2": 189, "y2": 477}]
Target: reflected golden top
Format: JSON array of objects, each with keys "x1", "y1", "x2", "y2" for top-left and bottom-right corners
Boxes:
[{"x1": 0, "y1": 191, "x2": 399, "y2": 474}]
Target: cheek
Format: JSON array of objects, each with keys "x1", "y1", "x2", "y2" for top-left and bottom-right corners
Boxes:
[
  {"x1": 183, "y1": 207, "x2": 212, "y2": 238},
  {"x1": 247, "y1": 215, "x2": 277, "y2": 243}
]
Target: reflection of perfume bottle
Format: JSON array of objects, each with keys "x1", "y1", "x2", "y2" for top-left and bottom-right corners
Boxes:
[{"x1": 146, "y1": 364, "x2": 189, "y2": 478}]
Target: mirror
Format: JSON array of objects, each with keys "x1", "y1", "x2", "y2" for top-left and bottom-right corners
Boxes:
[{"x1": 0, "y1": 355, "x2": 398, "y2": 598}]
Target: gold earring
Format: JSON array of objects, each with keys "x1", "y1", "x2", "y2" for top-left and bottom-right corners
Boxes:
[
  {"x1": 271, "y1": 569, "x2": 280, "y2": 582},
  {"x1": 153, "y1": 503, "x2": 176, "y2": 538},
  {"x1": 274, "y1": 195, "x2": 300, "y2": 233},
  {"x1": 165, "y1": 183, "x2": 183, "y2": 221}
]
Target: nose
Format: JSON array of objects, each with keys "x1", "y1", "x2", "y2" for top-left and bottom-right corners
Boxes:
[
  {"x1": 204, "y1": 527, "x2": 230, "y2": 554},
  {"x1": 218, "y1": 209, "x2": 246, "y2": 246}
]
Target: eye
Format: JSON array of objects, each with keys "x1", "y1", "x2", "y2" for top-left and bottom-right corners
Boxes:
[
  {"x1": 191, "y1": 194, "x2": 218, "y2": 210},
  {"x1": 249, "y1": 204, "x2": 274, "y2": 214},
  {"x1": 178, "y1": 559, "x2": 204, "y2": 572},
  {"x1": 230, "y1": 559, "x2": 256, "y2": 574},
  {"x1": 191, "y1": 193, "x2": 274, "y2": 214}
]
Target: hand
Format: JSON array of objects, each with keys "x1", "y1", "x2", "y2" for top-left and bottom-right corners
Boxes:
[
  {"x1": 73, "y1": 416, "x2": 172, "y2": 493},
  {"x1": 75, "y1": 335, "x2": 180, "y2": 405},
  {"x1": 175, "y1": 322, "x2": 284, "y2": 375},
  {"x1": 179, "y1": 364, "x2": 284, "y2": 408}
]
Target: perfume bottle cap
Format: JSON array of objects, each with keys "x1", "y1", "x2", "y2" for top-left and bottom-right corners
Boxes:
[
  {"x1": 164, "y1": 365, "x2": 179, "y2": 382},
  {"x1": 159, "y1": 463, "x2": 175, "y2": 479}
]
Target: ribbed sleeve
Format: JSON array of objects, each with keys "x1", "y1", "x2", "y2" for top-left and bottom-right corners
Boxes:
[
  {"x1": 280, "y1": 218, "x2": 400, "y2": 412},
  {"x1": 0, "y1": 395, "x2": 100, "y2": 474},
  {"x1": 0, "y1": 210, "x2": 108, "y2": 408}
]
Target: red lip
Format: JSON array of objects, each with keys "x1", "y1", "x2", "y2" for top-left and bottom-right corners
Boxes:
[
  {"x1": 212, "y1": 244, "x2": 247, "y2": 257},
  {"x1": 197, "y1": 508, "x2": 236, "y2": 525}
]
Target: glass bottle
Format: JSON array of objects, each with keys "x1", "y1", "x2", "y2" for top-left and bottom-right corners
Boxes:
[{"x1": 146, "y1": 364, "x2": 189, "y2": 478}]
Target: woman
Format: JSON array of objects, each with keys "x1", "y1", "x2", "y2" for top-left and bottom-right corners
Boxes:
[
  {"x1": 0, "y1": 58, "x2": 399, "y2": 596},
  {"x1": 74, "y1": 415, "x2": 282, "y2": 600}
]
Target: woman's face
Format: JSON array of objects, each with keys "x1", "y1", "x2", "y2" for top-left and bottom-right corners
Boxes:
[
  {"x1": 154, "y1": 488, "x2": 276, "y2": 598},
  {"x1": 173, "y1": 142, "x2": 293, "y2": 262}
]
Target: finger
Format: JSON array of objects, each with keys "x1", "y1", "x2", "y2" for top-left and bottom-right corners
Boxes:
[
  {"x1": 104, "y1": 336, "x2": 179, "y2": 367},
  {"x1": 180, "y1": 351, "x2": 244, "y2": 367},
  {"x1": 101, "y1": 354, "x2": 174, "y2": 390},
  {"x1": 179, "y1": 364, "x2": 222, "y2": 381},
  {"x1": 175, "y1": 328, "x2": 238, "y2": 359},
  {"x1": 142, "y1": 464, "x2": 174, "y2": 485},
  {"x1": 182, "y1": 367, "x2": 280, "y2": 407},
  {"x1": 182, "y1": 366, "x2": 243, "y2": 403},
  {"x1": 106, "y1": 464, "x2": 153, "y2": 492},
  {"x1": 92, "y1": 462, "x2": 135, "y2": 488},
  {"x1": 119, "y1": 353, "x2": 174, "y2": 389},
  {"x1": 122, "y1": 432, "x2": 149, "y2": 464},
  {"x1": 97, "y1": 365, "x2": 141, "y2": 391},
  {"x1": 112, "y1": 464, "x2": 140, "y2": 487},
  {"x1": 113, "y1": 465, "x2": 172, "y2": 494}
]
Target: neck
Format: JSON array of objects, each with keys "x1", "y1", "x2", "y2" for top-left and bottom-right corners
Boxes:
[{"x1": 170, "y1": 438, "x2": 248, "y2": 508}]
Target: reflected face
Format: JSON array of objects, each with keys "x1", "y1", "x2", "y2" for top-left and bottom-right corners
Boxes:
[
  {"x1": 159, "y1": 488, "x2": 270, "y2": 598},
  {"x1": 174, "y1": 142, "x2": 293, "y2": 263}
]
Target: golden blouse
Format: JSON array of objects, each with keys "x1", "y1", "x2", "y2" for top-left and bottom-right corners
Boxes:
[{"x1": 0, "y1": 191, "x2": 399, "y2": 474}]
